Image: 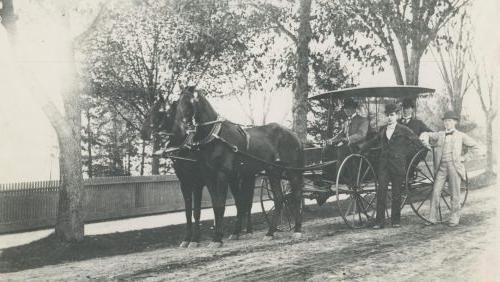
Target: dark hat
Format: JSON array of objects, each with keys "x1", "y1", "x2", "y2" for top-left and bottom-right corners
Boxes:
[
  {"x1": 442, "y1": 111, "x2": 459, "y2": 121},
  {"x1": 343, "y1": 98, "x2": 358, "y2": 109},
  {"x1": 384, "y1": 102, "x2": 400, "y2": 115},
  {"x1": 402, "y1": 98, "x2": 416, "y2": 109}
]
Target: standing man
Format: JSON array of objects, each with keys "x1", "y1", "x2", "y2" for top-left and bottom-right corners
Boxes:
[
  {"x1": 420, "y1": 111, "x2": 481, "y2": 227},
  {"x1": 362, "y1": 103, "x2": 422, "y2": 228},
  {"x1": 399, "y1": 98, "x2": 432, "y2": 136}
]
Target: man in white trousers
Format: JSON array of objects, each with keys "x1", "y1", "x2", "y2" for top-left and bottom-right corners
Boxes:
[{"x1": 420, "y1": 111, "x2": 482, "y2": 227}]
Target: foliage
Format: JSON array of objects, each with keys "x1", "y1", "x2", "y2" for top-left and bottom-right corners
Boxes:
[
  {"x1": 317, "y1": 0, "x2": 471, "y2": 85},
  {"x1": 79, "y1": 0, "x2": 269, "y2": 175}
]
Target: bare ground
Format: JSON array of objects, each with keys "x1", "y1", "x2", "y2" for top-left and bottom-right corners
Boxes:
[{"x1": 1, "y1": 184, "x2": 498, "y2": 282}]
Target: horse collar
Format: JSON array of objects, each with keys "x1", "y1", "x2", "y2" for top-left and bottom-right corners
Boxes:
[{"x1": 183, "y1": 117, "x2": 225, "y2": 148}]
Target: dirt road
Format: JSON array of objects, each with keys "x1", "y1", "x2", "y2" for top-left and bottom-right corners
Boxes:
[{"x1": 1, "y1": 185, "x2": 498, "y2": 281}]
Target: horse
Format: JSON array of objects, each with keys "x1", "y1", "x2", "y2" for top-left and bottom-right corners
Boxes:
[
  {"x1": 141, "y1": 100, "x2": 254, "y2": 247},
  {"x1": 173, "y1": 86, "x2": 304, "y2": 246},
  {"x1": 141, "y1": 101, "x2": 205, "y2": 248}
]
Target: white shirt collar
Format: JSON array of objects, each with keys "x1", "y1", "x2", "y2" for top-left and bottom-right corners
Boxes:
[{"x1": 387, "y1": 123, "x2": 397, "y2": 130}]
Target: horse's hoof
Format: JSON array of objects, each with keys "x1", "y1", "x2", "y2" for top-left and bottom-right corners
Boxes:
[
  {"x1": 292, "y1": 232, "x2": 303, "y2": 239},
  {"x1": 179, "y1": 241, "x2": 189, "y2": 248},
  {"x1": 208, "y1": 241, "x2": 223, "y2": 248},
  {"x1": 263, "y1": 235, "x2": 274, "y2": 241},
  {"x1": 187, "y1": 242, "x2": 199, "y2": 248},
  {"x1": 228, "y1": 234, "x2": 239, "y2": 240}
]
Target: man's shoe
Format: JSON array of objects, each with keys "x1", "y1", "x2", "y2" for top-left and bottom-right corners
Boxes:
[
  {"x1": 392, "y1": 224, "x2": 401, "y2": 228},
  {"x1": 372, "y1": 224, "x2": 384, "y2": 229}
]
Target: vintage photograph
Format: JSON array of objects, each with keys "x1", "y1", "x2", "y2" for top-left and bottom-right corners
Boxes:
[{"x1": 0, "y1": 0, "x2": 498, "y2": 280}]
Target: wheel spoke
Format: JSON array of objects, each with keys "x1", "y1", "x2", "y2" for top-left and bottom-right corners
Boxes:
[
  {"x1": 441, "y1": 194, "x2": 451, "y2": 210},
  {"x1": 360, "y1": 166, "x2": 371, "y2": 184},
  {"x1": 423, "y1": 160, "x2": 434, "y2": 179},
  {"x1": 356, "y1": 159, "x2": 363, "y2": 186},
  {"x1": 344, "y1": 197, "x2": 354, "y2": 218},
  {"x1": 416, "y1": 188, "x2": 433, "y2": 212},
  {"x1": 416, "y1": 168, "x2": 434, "y2": 184}
]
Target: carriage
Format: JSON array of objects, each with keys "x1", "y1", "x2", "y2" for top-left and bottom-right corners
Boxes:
[{"x1": 259, "y1": 86, "x2": 469, "y2": 230}]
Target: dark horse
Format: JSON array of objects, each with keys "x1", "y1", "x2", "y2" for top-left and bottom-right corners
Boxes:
[
  {"x1": 174, "y1": 86, "x2": 304, "y2": 246},
  {"x1": 141, "y1": 101, "x2": 205, "y2": 248},
  {"x1": 141, "y1": 100, "x2": 253, "y2": 247}
]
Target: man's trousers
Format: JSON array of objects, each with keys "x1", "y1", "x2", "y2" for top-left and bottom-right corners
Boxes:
[
  {"x1": 375, "y1": 166, "x2": 403, "y2": 225},
  {"x1": 429, "y1": 160, "x2": 462, "y2": 224}
]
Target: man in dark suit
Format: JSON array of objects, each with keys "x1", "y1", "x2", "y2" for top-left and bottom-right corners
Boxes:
[
  {"x1": 318, "y1": 98, "x2": 369, "y2": 205},
  {"x1": 322, "y1": 98, "x2": 369, "y2": 179},
  {"x1": 398, "y1": 98, "x2": 432, "y2": 136},
  {"x1": 362, "y1": 103, "x2": 422, "y2": 228}
]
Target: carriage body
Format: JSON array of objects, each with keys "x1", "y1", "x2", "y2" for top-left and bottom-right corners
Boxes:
[{"x1": 260, "y1": 86, "x2": 469, "y2": 229}]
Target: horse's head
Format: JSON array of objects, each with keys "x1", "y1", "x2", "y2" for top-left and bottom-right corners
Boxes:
[
  {"x1": 174, "y1": 86, "x2": 199, "y2": 135},
  {"x1": 141, "y1": 101, "x2": 178, "y2": 141}
]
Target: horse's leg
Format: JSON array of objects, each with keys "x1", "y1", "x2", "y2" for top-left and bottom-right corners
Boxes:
[
  {"x1": 290, "y1": 172, "x2": 304, "y2": 238},
  {"x1": 229, "y1": 174, "x2": 243, "y2": 240},
  {"x1": 188, "y1": 183, "x2": 203, "y2": 248},
  {"x1": 265, "y1": 174, "x2": 283, "y2": 238},
  {"x1": 179, "y1": 182, "x2": 192, "y2": 248},
  {"x1": 208, "y1": 172, "x2": 228, "y2": 247},
  {"x1": 243, "y1": 174, "x2": 256, "y2": 234}
]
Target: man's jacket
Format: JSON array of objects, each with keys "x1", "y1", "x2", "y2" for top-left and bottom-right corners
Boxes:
[
  {"x1": 362, "y1": 124, "x2": 422, "y2": 176},
  {"x1": 420, "y1": 130, "x2": 481, "y2": 180},
  {"x1": 398, "y1": 117, "x2": 432, "y2": 136},
  {"x1": 346, "y1": 114, "x2": 369, "y2": 145}
]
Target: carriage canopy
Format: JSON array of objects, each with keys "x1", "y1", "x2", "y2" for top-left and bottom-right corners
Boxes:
[{"x1": 308, "y1": 86, "x2": 435, "y2": 101}]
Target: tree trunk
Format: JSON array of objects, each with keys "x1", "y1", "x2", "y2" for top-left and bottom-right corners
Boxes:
[
  {"x1": 387, "y1": 47, "x2": 405, "y2": 85},
  {"x1": 140, "y1": 140, "x2": 146, "y2": 176},
  {"x1": 406, "y1": 49, "x2": 422, "y2": 85},
  {"x1": 486, "y1": 116, "x2": 493, "y2": 173},
  {"x1": 110, "y1": 110, "x2": 123, "y2": 175},
  {"x1": 152, "y1": 133, "x2": 161, "y2": 175},
  {"x1": 293, "y1": 0, "x2": 312, "y2": 142},
  {"x1": 55, "y1": 129, "x2": 84, "y2": 241},
  {"x1": 53, "y1": 44, "x2": 85, "y2": 242},
  {"x1": 0, "y1": 0, "x2": 16, "y2": 39},
  {"x1": 86, "y1": 109, "x2": 93, "y2": 178}
]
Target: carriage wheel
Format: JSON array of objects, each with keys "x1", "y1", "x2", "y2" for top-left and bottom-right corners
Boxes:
[
  {"x1": 405, "y1": 148, "x2": 469, "y2": 223},
  {"x1": 336, "y1": 154, "x2": 379, "y2": 228},
  {"x1": 259, "y1": 176, "x2": 298, "y2": 232}
]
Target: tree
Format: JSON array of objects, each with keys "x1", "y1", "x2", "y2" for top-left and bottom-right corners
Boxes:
[
  {"x1": 471, "y1": 58, "x2": 497, "y2": 175},
  {"x1": 83, "y1": 0, "x2": 263, "y2": 174},
  {"x1": 433, "y1": 12, "x2": 473, "y2": 117},
  {"x1": 292, "y1": 0, "x2": 313, "y2": 142},
  {"x1": 0, "y1": 0, "x2": 16, "y2": 39},
  {"x1": 320, "y1": 0, "x2": 470, "y2": 85},
  {"x1": 3, "y1": 0, "x2": 106, "y2": 242}
]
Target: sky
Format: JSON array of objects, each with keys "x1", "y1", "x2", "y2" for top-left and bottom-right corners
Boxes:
[{"x1": 0, "y1": 0, "x2": 499, "y2": 182}]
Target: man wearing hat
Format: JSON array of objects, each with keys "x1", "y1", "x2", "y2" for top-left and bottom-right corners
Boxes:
[
  {"x1": 361, "y1": 102, "x2": 422, "y2": 228},
  {"x1": 318, "y1": 98, "x2": 369, "y2": 205},
  {"x1": 324, "y1": 98, "x2": 369, "y2": 167},
  {"x1": 420, "y1": 111, "x2": 481, "y2": 227},
  {"x1": 399, "y1": 98, "x2": 432, "y2": 136}
]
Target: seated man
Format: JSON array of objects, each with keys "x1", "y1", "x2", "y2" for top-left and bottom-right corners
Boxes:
[
  {"x1": 321, "y1": 98, "x2": 369, "y2": 181},
  {"x1": 399, "y1": 98, "x2": 432, "y2": 137}
]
